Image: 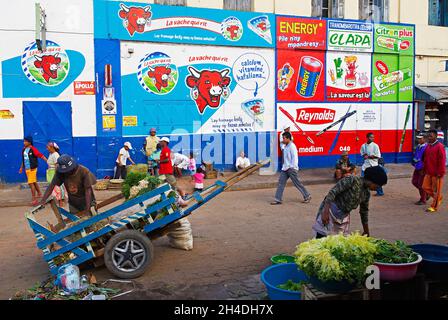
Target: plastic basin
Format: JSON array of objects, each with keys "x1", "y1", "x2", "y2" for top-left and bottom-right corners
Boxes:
[
  {"x1": 270, "y1": 254, "x2": 295, "y2": 264},
  {"x1": 374, "y1": 254, "x2": 422, "y2": 282},
  {"x1": 308, "y1": 276, "x2": 357, "y2": 294},
  {"x1": 260, "y1": 263, "x2": 308, "y2": 300},
  {"x1": 410, "y1": 244, "x2": 448, "y2": 281}
]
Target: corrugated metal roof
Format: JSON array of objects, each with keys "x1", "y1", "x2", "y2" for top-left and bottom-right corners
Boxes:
[{"x1": 415, "y1": 86, "x2": 448, "y2": 103}]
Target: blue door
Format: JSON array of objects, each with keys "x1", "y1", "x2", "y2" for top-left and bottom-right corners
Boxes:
[{"x1": 23, "y1": 101, "x2": 73, "y2": 180}]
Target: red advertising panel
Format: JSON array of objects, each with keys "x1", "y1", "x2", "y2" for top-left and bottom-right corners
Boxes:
[
  {"x1": 74, "y1": 81, "x2": 96, "y2": 95},
  {"x1": 325, "y1": 52, "x2": 372, "y2": 102},
  {"x1": 276, "y1": 16, "x2": 326, "y2": 50},
  {"x1": 277, "y1": 50, "x2": 325, "y2": 102}
]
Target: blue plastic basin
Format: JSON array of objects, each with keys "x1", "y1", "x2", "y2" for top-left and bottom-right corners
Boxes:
[
  {"x1": 410, "y1": 244, "x2": 448, "y2": 281},
  {"x1": 260, "y1": 263, "x2": 308, "y2": 300}
]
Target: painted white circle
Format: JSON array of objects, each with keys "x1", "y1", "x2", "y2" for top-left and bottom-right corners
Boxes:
[
  {"x1": 221, "y1": 16, "x2": 243, "y2": 42},
  {"x1": 21, "y1": 40, "x2": 70, "y2": 86},
  {"x1": 137, "y1": 52, "x2": 178, "y2": 95},
  {"x1": 232, "y1": 53, "x2": 270, "y2": 91}
]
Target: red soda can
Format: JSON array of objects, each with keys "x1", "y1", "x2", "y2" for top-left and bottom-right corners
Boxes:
[{"x1": 296, "y1": 56, "x2": 323, "y2": 98}]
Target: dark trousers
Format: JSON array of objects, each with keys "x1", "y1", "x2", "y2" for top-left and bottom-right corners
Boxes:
[
  {"x1": 114, "y1": 164, "x2": 127, "y2": 179},
  {"x1": 412, "y1": 169, "x2": 427, "y2": 202},
  {"x1": 274, "y1": 168, "x2": 310, "y2": 202}
]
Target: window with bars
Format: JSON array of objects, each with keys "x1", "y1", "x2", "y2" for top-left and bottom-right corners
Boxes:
[
  {"x1": 312, "y1": 0, "x2": 345, "y2": 19},
  {"x1": 429, "y1": 0, "x2": 448, "y2": 26},
  {"x1": 223, "y1": 0, "x2": 253, "y2": 11},
  {"x1": 359, "y1": 0, "x2": 389, "y2": 22},
  {"x1": 154, "y1": 0, "x2": 186, "y2": 5}
]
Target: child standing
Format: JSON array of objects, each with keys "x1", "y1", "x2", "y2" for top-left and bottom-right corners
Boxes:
[
  {"x1": 192, "y1": 167, "x2": 205, "y2": 192},
  {"x1": 19, "y1": 136, "x2": 47, "y2": 206},
  {"x1": 46, "y1": 141, "x2": 66, "y2": 207},
  {"x1": 188, "y1": 151, "x2": 197, "y2": 175}
]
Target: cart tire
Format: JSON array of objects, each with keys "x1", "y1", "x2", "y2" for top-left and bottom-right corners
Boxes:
[{"x1": 104, "y1": 230, "x2": 154, "y2": 279}]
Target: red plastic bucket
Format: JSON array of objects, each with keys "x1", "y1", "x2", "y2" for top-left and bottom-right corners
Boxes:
[{"x1": 374, "y1": 254, "x2": 422, "y2": 282}]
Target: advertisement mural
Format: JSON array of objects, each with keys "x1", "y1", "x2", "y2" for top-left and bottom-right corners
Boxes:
[
  {"x1": 95, "y1": 1, "x2": 274, "y2": 48},
  {"x1": 121, "y1": 42, "x2": 275, "y2": 136},
  {"x1": 277, "y1": 103, "x2": 413, "y2": 156},
  {"x1": 372, "y1": 54, "x2": 414, "y2": 102},
  {"x1": 276, "y1": 16, "x2": 326, "y2": 50},
  {"x1": 374, "y1": 24, "x2": 415, "y2": 55},
  {"x1": 277, "y1": 50, "x2": 325, "y2": 102},
  {"x1": 327, "y1": 20, "x2": 373, "y2": 52},
  {"x1": 326, "y1": 52, "x2": 371, "y2": 101},
  {"x1": 1, "y1": 39, "x2": 87, "y2": 98}
]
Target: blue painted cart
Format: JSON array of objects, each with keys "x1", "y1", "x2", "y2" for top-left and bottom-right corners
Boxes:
[{"x1": 26, "y1": 160, "x2": 268, "y2": 279}]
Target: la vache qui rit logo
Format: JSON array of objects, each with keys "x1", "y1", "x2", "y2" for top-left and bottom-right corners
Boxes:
[
  {"x1": 118, "y1": 3, "x2": 152, "y2": 36},
  {"x1": 22, "y1": 40, "x2": 69, "y2": 86}
]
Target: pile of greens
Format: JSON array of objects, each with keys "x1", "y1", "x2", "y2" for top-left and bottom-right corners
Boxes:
[
  {"x1": 276, "y1": 280, "x2": 307, "y2": 292},
  {"x1": 122, "y1": 172, "x2": 161, "y2": 199},
  {"x1": 371, "y1": 239, "x2": 419, "y2": 264},
  {"x1": 11, "y1": 277, "x2": 121, "y2": 300},
  {"x1": 294, "y1": 233, "x2": 377, "y2": 284}
]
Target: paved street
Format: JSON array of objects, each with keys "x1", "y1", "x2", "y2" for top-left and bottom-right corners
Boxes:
[{"x1": 0, "y1": 176, "x2": 447, "y2": 299}]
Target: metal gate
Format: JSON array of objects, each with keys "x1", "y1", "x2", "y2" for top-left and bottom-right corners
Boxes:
[{"x1": 23, "y1": 101, "x2": 73, "y2": 179}]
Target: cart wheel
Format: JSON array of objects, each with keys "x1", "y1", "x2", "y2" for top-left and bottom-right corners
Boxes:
[{"x1": 104, "y1": 230, "x2": 154, "y2": 279}]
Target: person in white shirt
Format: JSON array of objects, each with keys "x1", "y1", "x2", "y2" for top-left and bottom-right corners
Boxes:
[
  {"x1": 172, "y1": 152, "x2": 190, "y2": 177},
  {"x1": 235, "y1": 151, "x2": 251, "y2": 171},
  {"x1": 114, "y1": 142, "x2": 135, "y2": 179},
  {"x1": 280, "y1": 124, "x2": 294, "y2": 150},
  {"x1": 360, "y1": 133, "x2": 384, "y2": 196},
  {"x1": 271, "y1": 132, "x2": 311, "y2": 205}
]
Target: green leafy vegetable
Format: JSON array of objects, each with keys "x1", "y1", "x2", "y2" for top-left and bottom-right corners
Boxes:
[
  {"x1": 294, "y1": 233, "x2": 377, "y2": 284},
  {"x1": 371, "y1": 239, "x2": 418, "y2": 264},
  {"x1": 277, "y1": 280, "x2": 307, "y2": 292}
]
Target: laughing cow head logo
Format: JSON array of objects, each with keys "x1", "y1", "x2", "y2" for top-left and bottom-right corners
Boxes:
[
  {"x1": 186, "y1": 67, "x2": 231, "y2": 114},
  {"x1": 33, "y1": 54, "x2": 61, "y2": 83},
  {"x1": 118, "y1": 3, "x2": 152, "y2": 36},
  {"x1": 226, "y1": 25, "x2": 240, "y2": 40},
  {"x1": 148, "y1": 65, "x2": 171, "y2": 92}
]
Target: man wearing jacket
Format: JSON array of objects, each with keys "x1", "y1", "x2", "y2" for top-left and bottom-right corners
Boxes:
[
  {"x1": 411, "y1": 134, "x2": 428, "y2": 205},
  {"x1": 19, "y1": 136, "x2": 47, "y2": 206},
  {"x1": 422, "y1": 130, "x2": 447, "y2": 213}
]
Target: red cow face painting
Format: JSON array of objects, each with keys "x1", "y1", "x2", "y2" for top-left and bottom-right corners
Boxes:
[
  {"x1": 147, "y1": 65, "x2": 172, "y2": 92},
  {"x1": 118, "y1": 3, "x2": 152, "y2": 36},
  {"x1": 186, "y1": 67, "x2": 231, "y2": 114},
  {"x1": 33, "y1": 53, "x2": 62, "y2": 83}
]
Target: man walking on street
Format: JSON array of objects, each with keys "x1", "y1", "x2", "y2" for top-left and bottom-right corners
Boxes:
[
  {"x1": 271, "y1": 132, "x2": 311, "y2": 205},
  {"x1": 360, "y1": 133, "x2": 384, "y2": 196},
  {"x1": 411, "y1": 134, "x2": 428, "y2": 205},
  {"x1": 279, "y1": 125, "x2": 293, "y2": 150},
  {"x1": 422, "y1": 129, "x2": 446, "y2": 213}
]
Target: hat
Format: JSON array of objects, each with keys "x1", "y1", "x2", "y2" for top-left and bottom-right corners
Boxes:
[
  {"x1": 57, "y1": 154, "x2": 78, "y2": 173},
  {"x1": 416, "y1": 134, "x2": 424, "y2": 139},
  {"x1": 124, "y1": 141, "x2": 133, "y2": 149},
  {"x1": 150, "y1": 128, "x2": 156, "y2": 133},
  {"x1": 24, "y1": 135, "x2": 33, "y2": 144},
  {"x1": 364, "y1": 166, "x2": 388, "y2": 186},
  {"x1": 283, "y1": 124, "x2": 291, "y2": 130},
  {"x1": 161, "y1": 137, "x2": 170, "y2": 143}
]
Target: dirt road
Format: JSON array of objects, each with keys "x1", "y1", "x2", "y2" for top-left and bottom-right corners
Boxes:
[{"x1": 1, "y1": 178, "x2": 447, "y2": 299}]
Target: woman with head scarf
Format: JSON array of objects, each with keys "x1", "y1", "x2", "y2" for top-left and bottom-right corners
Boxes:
[
  {"x1": 46, "y1": 141, "x2": 66, "y2": 206},
  {"x1": 312, "y1": 166, "x2": 388, "y2": 238},
  {"x1": 19, "y1": 136, "x2": 47, "y2": 206}
]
